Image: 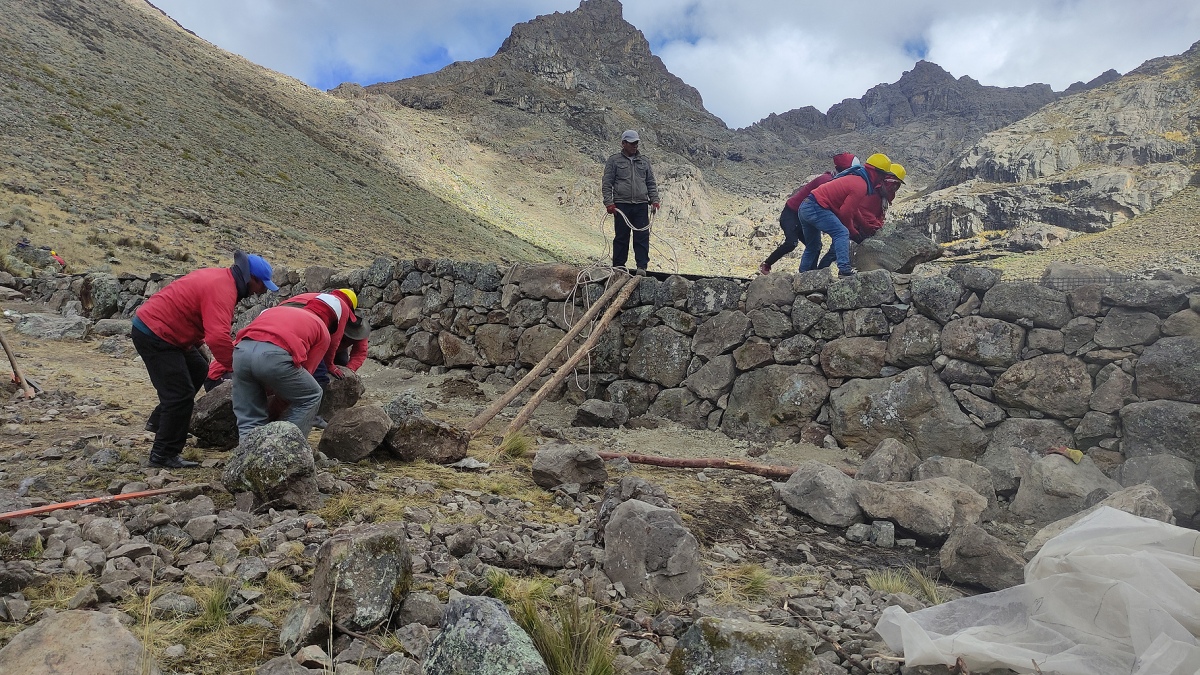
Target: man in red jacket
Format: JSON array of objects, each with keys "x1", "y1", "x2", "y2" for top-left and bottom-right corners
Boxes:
[
  {"x1": 230, "y1": 293, "x2": 342, "y2": 439},
  {"x1": 132, "y1": 251, "x2": 277, "y2": 468},
  {"x1": 759, "y1": 153, "x2": 858, "y2": 275},
  {"x1": 799, "y1": 153, "x2": 901, "y2": 276}
]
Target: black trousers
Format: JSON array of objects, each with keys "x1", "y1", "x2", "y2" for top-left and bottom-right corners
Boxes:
[
  {"x1": 612, "y1": 202, "x2": 650, "y2": 270},
  {"x1": 764, "y1": 206, "x2": 808, "y2": 267},
  {"x1": 132, "y1": 328, "x2": 208, "y2": 458}
]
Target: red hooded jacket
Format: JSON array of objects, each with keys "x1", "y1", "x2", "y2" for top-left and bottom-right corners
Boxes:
[
  {"x1": 809, "y1": 165, "x2": 888, "y2": 243},
  {"x1": 235, "y1": 305, "x2": 331, "y2": 374},
  {"x1": 784, "y1": 152, "x2": 858, "y2": 211},
  {"x1": 135, "y1": 267, "x2": 240, "y2": 371}
]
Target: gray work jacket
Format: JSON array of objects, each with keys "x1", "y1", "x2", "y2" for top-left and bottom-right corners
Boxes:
[{"x1": 602, "y1": 151, "x2": 659, "y2": 205}]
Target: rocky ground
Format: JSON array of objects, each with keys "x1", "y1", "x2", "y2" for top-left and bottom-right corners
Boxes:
[{"x1": 0, "y1": 292, "x2": 1061, "y2": 675}]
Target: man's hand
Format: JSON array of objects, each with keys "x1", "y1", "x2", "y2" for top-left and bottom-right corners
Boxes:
[
  {"x1": 651, "y1": 202, "x2": 660, "y2": 213},
  {"x1": 605, "y1": 204, "x2": 617, "y2": 214}
]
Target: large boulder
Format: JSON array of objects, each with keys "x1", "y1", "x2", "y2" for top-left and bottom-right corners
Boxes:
[
  {"x1": 531, "y1": 443, "x2": 607, "y2": 489},
  {"x1": 605, "y1": 380, "x2": 660, "y2": 418},
  {"x1": 993, "y1": 353, "x2": 1092, "y2": 419},
  {"x1": 1009, "y1": 454, "x2": 1122, "y2": 523},
  {"x1": 980, "y1": 282, "x2": 1072, "y2": 329},
  {"x1": 0, "y1": 610, "x2": 160, "y2": 674},
  {"x1": 829, "y1": 367, "x2": 988, "y2": 459},
  {"x1": 383, "y1": 394, "x2": 469, "y2": 464},
  {"x1": 746, "y1": 273, "x2": 797, "y2": 310},
  {"x1": 318, "y1": 404, "x2": 392, "y2": 462},
  {"x1": 627, "y1": 325, "x2": 692, "y2": 387},
  {"x1": 1116, "y1": 455, "x2": 1200, "y2": 525},
  {"x1": 979, "y1": 419, "x2": 1074, "y2": 495},
  {"x1": 1023, "y1": 486, "x2": 1177, "y2": 557},
  {"x1": 190, "y1": 380, "x2": 239, "y2": 450},
  {"x1": 774, "y1": 461, "x2": 863, "y2": 527},
  {"x1": 15, "y1": 313, "x2": 89, "y2": 339},
  {"x1": 939, "y1": 316, "x2": 1025, "y2": 367},
  {"x1": 667, "y1": 617, "x2": 821, "y2": 675},
  {"x1": 222, "y1": 422, "x2": 319, "y2": 509},
  {"x1": 311, "y1": 522, "x2": 413, "y2": 633},
  {"x1": 691, "y1": 310, "x2": 750, "y2": 360},
  {"x1": 853, "y1": 230, "x2": 941, "y2": 273},
  {"x1": 824, "y1": 269, "x2": 897, "y2": 310},
  {"x1": 911, "y1": 274, "x2": 964, "y2": 324},
  {"x1": 722, "y1": 365, "x2": 829, "y2": 442},
  {"x1": 885, "y1": 315, "x2": 942, "y2": 367},
  {"x1": 820, "y1": 337, "x2": 886, "y2": 378},
  {"x1": 603, "y1": 499, "x2": 702, "y2": 601},
  {"x1": 318, "y1": 369, "x2": 365, "y2": 419},
  {"x1": 913, "y1": 456, "x2": 998, "y2": 520},
  {"x1": 1093, "y1": 308, "x2": 1160, "y2": 348},
  {"x1": 852, "y1": 477, "x2": 988, "y2": 543},
  {"x1": 687, "y1": 278, "x2": 740, "y2": 315},
  {"x1": 1090, "y1": 364, "x2": 1137, "y2": 413},
  {"x1": 939, "y1": 525, "x2": 1026, "y2": 592},
  {"x1": 1134, "y1": 336, "x2": 1200, "y2": 403},
  {"x1": 855, "y1": 438, "x2": 921, "y2": 483},
  {"x1": 506, "y1": 263, "x2": 578, "y2": 300},
  {"x1": 1102, "y1": 280, "x2": 1191, "y2": 317},
  {"x1": 81, "y1": 272, "x2": 121, "y2": 319},
  {"x1": 682, "y1": 354, "x2": 738, "y2": 401},
  {"x1": 424, "y1": 597, "x2": 549, "y2": 675},
  {"x1": 1120, "y1": 400, "x2": 1200, "y2": 465},
  {"x1": 572, "y1": 399, "x2": 629, "y2": 428}
]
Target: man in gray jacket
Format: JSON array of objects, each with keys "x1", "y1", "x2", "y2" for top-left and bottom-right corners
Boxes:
[{"x1": 602, "y1": 130, "x2": 660, "y2": 274}]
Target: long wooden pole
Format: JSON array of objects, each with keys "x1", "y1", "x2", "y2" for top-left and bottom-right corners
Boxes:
[
  {"x1": 465, "y1": 274, "x2": 630, "y2": 437},
  {"x1": 0, "y1": 328, "x2": 36, "y2": 398},
  {"x1": 592, "y1": 452, "x2": 855, "y2": 479},
  {"x1": 505, "y1": 276, "x2": 642, "y2": 436},
  {"x1": 0, "y1": 484, "x2": 204, "y2": 521}
]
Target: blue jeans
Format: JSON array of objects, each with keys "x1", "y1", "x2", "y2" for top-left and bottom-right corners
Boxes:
[
  {"x1": 799, "y1": 197, "x2": 851, "y2": 273},
  {"x1": 764, "y1": 206, "x2": 806, "y2": 267},
  {"x1": 232, "y1": 340, "x2": 323, "y2": 440}
]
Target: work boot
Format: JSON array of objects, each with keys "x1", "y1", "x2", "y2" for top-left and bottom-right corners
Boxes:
[
  {"x1": 635, "y1": 267, "x2": 647, "y2": 277},
  {"x1": 149, "y1": 453, "x2": 199, "y2": 469},
  {"x1": 313, "y1": 415, "x2": 329, "y2": 430},
  {"x1": 838, "y1": 269, "x2": 858, "y2": 278},
  {"x1": 759, "y1": 262, "x2": 771, "y2": 275}
]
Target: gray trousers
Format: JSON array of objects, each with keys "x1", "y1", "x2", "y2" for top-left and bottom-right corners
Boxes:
[{"x1": 232, "y1": 340, "x2": 323, "y2": 440}]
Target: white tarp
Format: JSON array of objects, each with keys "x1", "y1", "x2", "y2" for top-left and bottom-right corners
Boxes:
[{"x1": 876, "y1": 507, "x2": 1200, "y2": 674}]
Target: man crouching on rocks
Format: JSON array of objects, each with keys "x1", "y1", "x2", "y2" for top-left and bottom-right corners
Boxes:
[
  {"x1": 132, "y1": 250, "x2": 278, "y2": 469},
  {"x1": 230, "y1": 293, "x2": 345, "y2": 440}
]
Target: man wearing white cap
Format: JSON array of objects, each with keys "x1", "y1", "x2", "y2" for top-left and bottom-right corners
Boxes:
[
  {"x1": 230, "y1": 293, "x2": 342, "y2": 439},
  {"x1": 601, "y1": 129, "x2": 660, "y2": 275}
]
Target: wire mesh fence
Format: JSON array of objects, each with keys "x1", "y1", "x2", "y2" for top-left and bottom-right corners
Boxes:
[{"x1": 1000, "y1": 274, "x2": 1133, "y2": 291}]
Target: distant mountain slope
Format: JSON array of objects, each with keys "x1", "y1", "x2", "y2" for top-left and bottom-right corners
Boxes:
[
  {"x1": 0, "y1": 0, "x2": 551, "y2": 274},
  {"x1": 891, "y1": 40, "x2": 1200, "y2": 247}
]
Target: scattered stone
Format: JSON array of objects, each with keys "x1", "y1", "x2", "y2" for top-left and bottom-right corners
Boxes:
[
  {"x1": 424, "y1": 596, "x2": 550, "y2": 675},
  {"x1": 311, "y1": 522, "x2": 412, "y2": 633},
  {"x1": 604, "y1": 499, "x2": 702, "y2": 601},
  {"x1": 0, "y1": 610, "x2": 161, "y2": 674},
  {"x1": 531, "y1": 443, "x2": 607, "y2": 489}
]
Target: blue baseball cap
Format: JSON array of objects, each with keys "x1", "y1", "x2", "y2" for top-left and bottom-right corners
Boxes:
[{"x1": 246, "y1": 254, "x2": 279, "y2": 291}]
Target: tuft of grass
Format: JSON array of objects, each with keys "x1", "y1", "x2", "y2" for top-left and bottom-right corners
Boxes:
[
  {"x1": 485, "y1": 568, "x2": 553, "y2": 606},
  {"x1": 512, "y1": 596, "x2": 618, "y2": 675},
  {"x1": 865, "y1": 568, "x2": 918, "y2": 596},
  {"x1": 236, "y1": 535, "x2": 262, "y2": 555},
  {"x1": 316, "y1": 492, "x2": 358, "y2": 525},
  {"x1": 264, "y1": 569, "x2": 301, "y2": 599},
  {"x1": 189, "y1": 577, "x2": 235, "y2": 631},
  {"x1": 498, "y1": 431, "x2": 534, "y2": 459},
  {"x1": 907, "y1": 565, "x2": 947, "y2": 606},
  {"x1": 711, "y1": 564, "x2": 775, "y2": 604}
]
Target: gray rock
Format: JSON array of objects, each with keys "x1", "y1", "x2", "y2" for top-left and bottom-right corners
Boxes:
[
  {"x1": 514, "y1": 325, "x2": 563, "y2": 367},
  {"x1": 843, "y1": 307, "x2": 891, "y2": 336},
  {"x1": 1161, "y1": 309, "x2": 1200, "y2": 338},
  {"x1": 648, "y1": 387, "x2": 712, "y2": 429},
  {"x1": 911, "y1": 274, "x2": 964, "y2": 324},
  {"x1": 1009, "y1": 455, "x2": 1122, "y2": 523},
  {"x1": 572, "y1": 399, "x2": 630, "y2": 428},
  {"x1": 940, "y1": 316, "x2": 1025, "y2": 367},
  {"x1": 940, "y1": 525, "x2": 1026, "y2": 591},
  {"x1": 0, "y1": 610, "x2": 161, "y2": 674},
  {"x1": 279, "y1": 601, "x2": 330, "y2": 654},
  {"x1": 508, "y1": 263, "x2": 578, "y2": 301},
  {"x1": 222, "y1": 422, "x2": 320, "y2": 509},
  {"x1": 748, "y1": 307, "x2": 793, "y2": 338},
  {"x1": 425, "y1": 597, "x2": 549, "y2": 674},
  {"x1": 854, "y1": 230, "x2": 942, "y2": 274},
  {"x1": 682, "y1": 354, "x2": 737, "y2": 401},
  {"x1": 151, "y1": 592, "x2": 201, "y2": 618},
  {"x1": 825, "y1": 269, "x2": 897, "y2": 310},
  {"x1": 92, "y1": 318, "x2": 132, "y2": 336},
  {"x1": 691, "y1": 310, "x2": 750, "y2": 360},
  {"x1": 1116, "y1": 455, "x2": 1200, "y2": 524},
  {"x1": 439, "y1": 331, "x2": 479, "y2": 368},
  {"x1": 311, "y1": 522, "x2": 412, "y2": 633},
  {"x1": 475, "y1": 324, "x2": 517, "y2": 366},
  {"x1": 15, "y1": 313, "x2": 90, "y2": 339},
  {"x1": 605, "y1": 380, "x2": 661, "y2": 418},
  {"x1": 913, "y1": 456, "x2": 998, "y2": 519},
  {"x1": 190, "y1": 380, "x2": 239, "y2": 450},
  {"x1": 318, "y1": 369, "x2": 365, "y2": 420},
  {"x1": 940, "y1": 359, "x2": 993, "y2": 386},
  {"x1": 82, "y1": 272, "x2": 121, "y2": 319},
  {"x1": 993, "y1": 353, "x2": 1092, "y2": 419},
  {"x1": 947, "y1": 265, "x2": 1001, "y2": 293},
  {"x1": 317, "y1": 404, "x2": 390, "y2": 462},
  {"x1": 820, "y1": 337, "x2": 886, "y2": 378},
  {"x1": 1062, "y1": 317, "x2": 1097, "y2": 353},
  {"x1": 81, "y1": 517, "x2": 128, "y2": 549},
  {"x1": 1134, "y1": 336, "x2": 1200, "y2": 403},
  {"x1": 398, "y1": 591, "x2": 446, "y2": 628},
  {"x1": 852, "y1": 477, "x2": 988, "y2": 543},
  {"x1": 668, "y1": 616, "x2": 821, "y2": 674},
  {"x1": 627, "y1": 325, "x2": 692, "y2": 387},
  {"x1": 1121, "y1": 400, "x2": 1200, "y2": 465},
  {"x1": 604, "y1": 499, "x2": 702, "y2": 600},
  {"x1": 1024, "y1": 486, "x2": 1177, "y2": 557},
  {"x1": 773, "y1": 333, "x2": 819, "y2": 364},
  {"x1": 830, "y1": 366, "x2": 988, "y2": 459},
  {"x1": 375, "y1": 653, "x2": 422, "y2": 675},
  {"x1": 383, "y1": 395, "x2": 469, "y2": 464},
  {"x1": 595, "y1": 477, "x2": 672, "y2": 542},
  {"x1": 1090, "y1": 365, "x2": 1136, "y2": 413},
  {"x1": 745, "y1": 273, "x2": 797, "y2": 311},
  {"x1": 1093, "y1": 308, "x2": 1160, "y2": 348},
  {"x1": 525, "y1": 535, "x2": 574, "y2": 568},
  {"x1": 1102, "y1": 280, "x2": 1191, "y2": 317},
  {"x1": 791, "y1": 297, "x2": 826, "y2": 333},
  {"x1": 1073, "y1": 411, "x2": 1118, "y2": 447},
  {"x1": 687, "y1": 278, "x2": 741, "y2": 315},
  {"x1": 980, "y1": 282, "x2": 1072, "y2": 329},
  {"x1": 952, "y1": 389, "x2": 1005, "y2": 426},
  {"x1": 885, "y1": 315, "x2": 942, "y2": 368},
  {"x1": 775, "y1": 461, "x2": 863, "y2": 527},
  {"x1": 1026, "y1": 328, "x2": 1064, "y2": 353},
  {"x1": 531, "y1": 443, "x2": 607, "y2": 489},
  {"x1": 856, "y1": 438, "x2": 921, "y2": 483},
  {"x1": 722, "y1": 365, "x2": 829, "y2": 442}
]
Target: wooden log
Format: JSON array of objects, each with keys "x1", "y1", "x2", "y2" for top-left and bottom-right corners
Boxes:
[
  {"x1": 0, "y1": 327, "x2": 36, "y2": 398},
  {"x1": 505, "y1": 276, "x2": 642, "y2": 435},
  {"x1": 465, "y1": 274, "x2": 629, "y2": 438},
  {"x1": 590, "y1": 452, "x2": 855, "y2": 479}
]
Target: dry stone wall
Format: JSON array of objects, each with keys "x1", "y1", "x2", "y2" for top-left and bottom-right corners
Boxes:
[{"x1": 13, "y1": 259, "x2": 1200, "y2": 490}]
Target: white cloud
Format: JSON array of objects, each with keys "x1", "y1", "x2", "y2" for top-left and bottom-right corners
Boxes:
[{"x1": 153, "y1": 0, "x2": 1200, "y2": 128}]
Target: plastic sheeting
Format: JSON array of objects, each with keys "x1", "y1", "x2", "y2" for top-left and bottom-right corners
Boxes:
[{"x1": 876, "y1": 507, "x2": 1200, "y2": 674}]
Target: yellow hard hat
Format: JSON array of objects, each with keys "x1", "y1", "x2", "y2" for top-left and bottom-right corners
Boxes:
[
  {"x1": 865, "y1": 153, "x2": 892, "y2": 172},
  {"x1": 337, "y1": 288, "x2": 358, "y2": 310},
  {"x1": 889, "y1": 163, "x2": 906, "y2": 182}
]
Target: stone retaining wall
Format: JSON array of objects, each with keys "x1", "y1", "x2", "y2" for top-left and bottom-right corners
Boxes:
[{"x1": 13, "y1": 260, "x2": 1200, "y2": 483}]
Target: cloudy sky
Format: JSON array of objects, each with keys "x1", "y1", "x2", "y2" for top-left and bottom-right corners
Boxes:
[{"x1": 153, "y1": 0, "x2": 1200, "y2": 129}]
